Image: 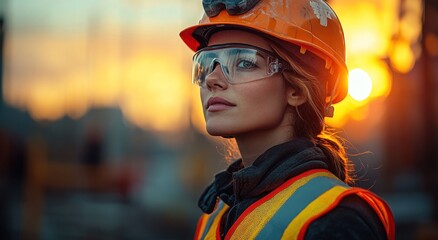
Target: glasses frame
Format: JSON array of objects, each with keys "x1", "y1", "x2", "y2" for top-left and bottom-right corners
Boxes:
[{"x1": 192, "y1": 43, "x2": 289, "y2": 87}]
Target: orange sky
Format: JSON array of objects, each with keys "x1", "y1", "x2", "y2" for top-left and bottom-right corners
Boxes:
[{"x1": 2, "y1": 0, "x2": 423, "y2": 135}]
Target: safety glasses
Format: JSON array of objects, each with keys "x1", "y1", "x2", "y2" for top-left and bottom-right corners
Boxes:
[{"x1": 192, "y1": 43, "x2": 288, "y2": 87}]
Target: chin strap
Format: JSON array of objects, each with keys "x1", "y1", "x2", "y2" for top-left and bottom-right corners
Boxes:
[
  {"x1": 324, "y1": 72, "x2": 341, "y2": 118},
  {"x1": 325, "y1": 105, "x2": 334, "y2": 118}
]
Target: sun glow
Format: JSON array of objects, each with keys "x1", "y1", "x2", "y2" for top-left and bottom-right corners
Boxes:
[{"x1": 348, "y1": 69, "x2": 373, "y2": 101}]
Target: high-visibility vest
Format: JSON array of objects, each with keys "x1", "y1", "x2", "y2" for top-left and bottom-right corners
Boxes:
[{"x1": 194, "y1": 169, "x2": 395, "y2": 240}]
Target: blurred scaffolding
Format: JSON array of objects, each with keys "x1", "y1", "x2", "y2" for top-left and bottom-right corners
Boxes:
[{"x1": 0, "y1": 0, "x2": 437, "y2": 239}]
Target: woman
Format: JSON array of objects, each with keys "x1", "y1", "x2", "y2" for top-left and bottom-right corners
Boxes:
[{"x1": 180, "y1": 0, "x2": 395, "y2": 239}]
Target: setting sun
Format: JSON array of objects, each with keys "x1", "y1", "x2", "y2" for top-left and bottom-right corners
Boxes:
[{"x1": 348, "y1": 68, "x2": 373, "y2": 101}]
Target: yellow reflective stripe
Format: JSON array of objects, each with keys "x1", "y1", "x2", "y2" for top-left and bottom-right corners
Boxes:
[
  {"x1": 203, "y1": 204, "x2": 229, "y2": 240},
  {"x1": 231, "y1": 171, "x2": 337, "y2": 240},
  {"x1": 281, "y1": 185, "x2": 349, "y2": 240}
]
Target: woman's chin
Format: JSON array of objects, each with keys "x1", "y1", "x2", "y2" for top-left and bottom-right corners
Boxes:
[{"x1": 206, "y1": 127, "x2": 235, "y2": 137}]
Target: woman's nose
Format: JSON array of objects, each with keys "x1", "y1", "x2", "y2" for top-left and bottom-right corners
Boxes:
[{"x1": 205, "y1": 62, "x2": 228, "y2": 90}]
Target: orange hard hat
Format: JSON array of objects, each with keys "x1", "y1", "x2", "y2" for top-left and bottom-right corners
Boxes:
[{"x1": 180, "y1": 0, "x2": 348, "y2": 104}]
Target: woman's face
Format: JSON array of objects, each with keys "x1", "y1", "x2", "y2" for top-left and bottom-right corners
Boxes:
[{"x1": 200, "y1": 30, "x2": 294, "y2": 137}]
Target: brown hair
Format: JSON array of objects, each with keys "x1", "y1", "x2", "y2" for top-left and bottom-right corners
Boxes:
[
  {"x1": 219, "y1": 35, "x2": 355, "y2": 185},
  {"x1": 270, "y1": 41, "x2": 355, "y2": 185}
]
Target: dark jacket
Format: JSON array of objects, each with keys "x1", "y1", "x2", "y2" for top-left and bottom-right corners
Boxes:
[{"x1": 198, "y1": 139, "x2": 388, "y2": 239}]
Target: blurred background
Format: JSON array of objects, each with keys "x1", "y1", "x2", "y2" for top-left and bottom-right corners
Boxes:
[{"x1": 0, "y1": 0, "x2": 436, "y2": 239}]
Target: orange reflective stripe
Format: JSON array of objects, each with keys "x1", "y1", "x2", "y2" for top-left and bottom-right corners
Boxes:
[
  {"x1": 202, "y1": 203, "x2": 229, "y2": 240},
  {"x1": 293, "y1": 188, "x2": 395, "y2": 240},
  {"x1": 283, "y1": 185, "x2": 349, "y2": 239},
  {"x1": 356, "y1": 191, "x2": 396, "y2": 239},
  {"x1": 194, "y1": 214, "x2": 208, "y2": 240},
  {"x1": 194, "y1": 201, "x2": 229, "y2": 240}
]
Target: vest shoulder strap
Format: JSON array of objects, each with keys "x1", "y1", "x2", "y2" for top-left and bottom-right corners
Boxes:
[{"x1": 227, "y1": 169, "x2": 345, "y2": 239}]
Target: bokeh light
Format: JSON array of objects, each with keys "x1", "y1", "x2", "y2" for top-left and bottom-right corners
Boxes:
[{"x1": 389, "y1": 39, "x2": 416, "y2": 73}]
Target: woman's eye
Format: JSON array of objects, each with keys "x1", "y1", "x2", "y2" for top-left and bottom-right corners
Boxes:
[{"x1": 237, "y1": 60, "x2": 257, "y2": 69}]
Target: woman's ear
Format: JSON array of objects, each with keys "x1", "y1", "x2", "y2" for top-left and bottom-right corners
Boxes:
[{"x1": 286, "y1": 86, "x2": 307, "y2": 107}]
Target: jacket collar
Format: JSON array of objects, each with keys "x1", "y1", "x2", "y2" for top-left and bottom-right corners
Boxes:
[{"x1": 199, "y1": 139, "x2": 329, "y2": 213}]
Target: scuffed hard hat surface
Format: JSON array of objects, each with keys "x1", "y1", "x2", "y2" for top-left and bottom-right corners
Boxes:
[{"x1": 197, "y1": 0, "x2": 346, "y2": 65}]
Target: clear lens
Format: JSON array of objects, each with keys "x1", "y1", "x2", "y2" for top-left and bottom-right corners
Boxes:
[{"x1": 192, "y1": 44, "x2": 287, "y2": 87}]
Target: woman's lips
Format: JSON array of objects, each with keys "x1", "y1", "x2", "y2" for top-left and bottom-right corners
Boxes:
[{"x1": 206, "y1": 97, "x2": 236, "y2": 112}]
